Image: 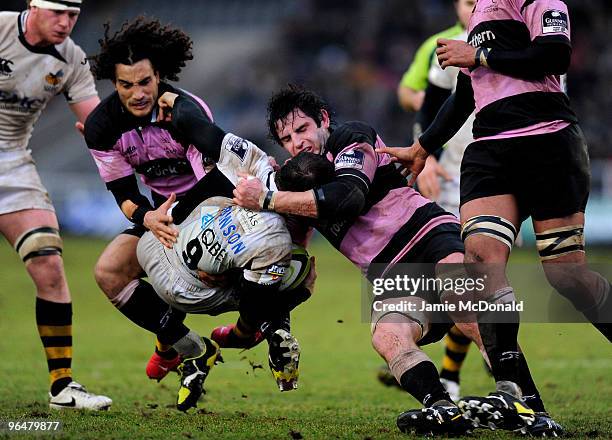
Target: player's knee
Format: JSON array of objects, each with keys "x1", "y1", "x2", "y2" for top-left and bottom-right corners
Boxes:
[
  {"x1": 437, "y1": 252, "x2": 464, "y2": 264},
  {"x1": 536, "y1": 224, "x2": 585, "y2": 262},
  {"x1": 15, "y1": 227, "x2": 65, "y2": 292},
  {"x1": 94, "y1": 257, "x2": 128, "y2": 299},
  {"x1": 14, "y1": 226, "x2": 63, "y2": 262},
  {"x1": 371, "y1": 320, "x2": 419, "y2": 359},
  {"x1": 462, "y1": 215, "x2": 516, "y2": 263},
  {"x1": 27, "y1": 254, "x2": 66, "y2": 293}
]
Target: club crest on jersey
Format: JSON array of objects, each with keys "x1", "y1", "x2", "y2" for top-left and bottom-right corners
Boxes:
[
  {"x1": 542, "y1": 10, "x2": 568, "y2": 35},
  {"x1": 44, "y1": 70, "x2": 64, "y2": 91},
  {"x1": 200, "y1": 207, "x2": 218, "y2": 230},
  {"x1": 225, "y1": 136, "x2": 249, "y2": 162},
  {"x1": 336, "y1": 150, "x2": 365, "y2": 170},
  {"x1": 0, "y1": 57, "x2": 14, "y2": 76}
]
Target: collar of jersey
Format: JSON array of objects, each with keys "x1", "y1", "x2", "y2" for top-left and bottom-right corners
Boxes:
[{"x1": 17, "y1": 11, "x2": 67, "y2": 63}]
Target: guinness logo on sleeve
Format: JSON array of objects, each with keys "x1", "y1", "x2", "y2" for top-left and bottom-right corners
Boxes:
[{"x1": 542, "y1": 10, "x2": 569, "y2": 35}]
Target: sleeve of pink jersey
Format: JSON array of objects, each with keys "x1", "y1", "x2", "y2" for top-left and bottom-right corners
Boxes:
[
  {"x1": 334, "y1": 142, "x2": 378, "y2": 184},
  {"x1": 521, "y1": 0, "x2": 571, "y2": 42},
  {"x1": 89, "y1": 145, "x2": 135, "y2": 183}
]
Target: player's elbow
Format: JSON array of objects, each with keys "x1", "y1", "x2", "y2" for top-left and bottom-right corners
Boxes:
[{"x1": 326, "y1": 186, "x2": 366, "y2": 218}]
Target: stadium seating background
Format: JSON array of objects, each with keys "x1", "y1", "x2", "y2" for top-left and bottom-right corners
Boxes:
[{"x1": 3, "y1": 0, "x2": 611, "y2": 239}]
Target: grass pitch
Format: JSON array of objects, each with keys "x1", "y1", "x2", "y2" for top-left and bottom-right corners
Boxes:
[{"x1": 0, "y1": 237, "x2": 610, "y2": 439}]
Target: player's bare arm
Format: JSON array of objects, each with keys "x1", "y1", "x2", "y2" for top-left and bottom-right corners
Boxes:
[
  {"x1": 119, "y1": 193, "x2": 178, "y2": 248},
  {"x1": 233, "y1": 173, "x2": 319, "y2": 218},
  {"x1": 70, "y1": 96, "x2": 100, "y2": 135},
  {"x1": 375, "y1": 141, "x2": 429, "y2": 187},
  {"x1": 436, "y1": 38, "x2": 477, "y2": 69}
]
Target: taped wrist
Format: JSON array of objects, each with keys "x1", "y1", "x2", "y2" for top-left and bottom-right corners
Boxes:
[
  {"x1": 474, "y1": 47, "x2": 491, "y2": 68},
  {"x1": 131, "y1": 205, "x2": 151, "y2": 226},
  {"x1": 259, "y1": 190, "x2": 277, "y2": 211},
  {"x1": 106, "y1": 175, "x2": 154, "y2": 223}
]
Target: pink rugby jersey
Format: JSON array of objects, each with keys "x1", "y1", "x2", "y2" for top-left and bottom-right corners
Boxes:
[
  {"x1": 317, "y1": 122, "x2": 460, "y2": 279},
  {"x1": 464, "y1": 0, "x2": 577, "y2": 139},
  {"x1": 84, "y1": 83, "x2": 213, "y2": 203}
]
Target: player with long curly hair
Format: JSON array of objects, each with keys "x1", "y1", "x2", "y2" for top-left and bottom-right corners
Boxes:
[{"x1": 83, "y1": 17, "x2": 221, "y2": 410}]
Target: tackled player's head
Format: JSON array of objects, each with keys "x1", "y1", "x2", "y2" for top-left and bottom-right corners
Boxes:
[
  {"x1": 275, "y1": 151, "x2": 335, "y2": 192},
  {"x1": 267, "y1": 85, "x2": 335, "y2": 157},
  {"x1": 89, "y1": 17, "x2": 193, "y2": 118}
]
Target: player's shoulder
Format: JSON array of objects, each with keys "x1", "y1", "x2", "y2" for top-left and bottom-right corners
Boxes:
[
  {"x1": 0, "y1": 11, "x2": 19, "y2": 36},
  {"x1": 326, "y1": 121, "x2": 377, "y2": 156},
  {"x1": 83, "y1": 93, "x2": 123, "y2": 150},
  {"x1": 164, "y1": 83, "x2": 212, "y2": 116},
  {"x1": 55, "y1": 36, "x2": 88, "y2": 66},
  {"x1": 0, "y1": 11, "x2": 19, "y2": 22}
]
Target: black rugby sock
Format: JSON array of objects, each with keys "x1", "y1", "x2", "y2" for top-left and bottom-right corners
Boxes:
[
  {"x1": 399, "y1": 361, "x2": 451, "y2": 407},
  {"x1": 478, "y1": 319, "x2": 521, "y2": 385},
  {"x1": 117, "y1": 279, "x2": 190, "y2": 346},
  {"x1": 516, "y1": 352, "x2": 545, "y2": 412}
]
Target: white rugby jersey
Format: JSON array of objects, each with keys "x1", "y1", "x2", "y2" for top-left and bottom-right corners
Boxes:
[
  {"x1": 0, "y1": 11, "x2": 97, "y2": 152},
  {"x1": 166, "y1": 133, "x2": 292, "y2": 287}
]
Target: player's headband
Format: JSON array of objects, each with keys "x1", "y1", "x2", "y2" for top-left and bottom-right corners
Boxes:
[{"x1": 30, "y1": 0, "x2": 81, "y2": 12}]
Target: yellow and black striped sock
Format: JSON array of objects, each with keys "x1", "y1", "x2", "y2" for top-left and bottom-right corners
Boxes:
[
  {"x1": 155, "y1": 338, "x2": 178, "y2": 360},
  {"x1": 36, "y1": 298, "x2": 72, "y2": 396},
  {"x1": 439, "y1": 325, "x2": 472, "y2": 383}
]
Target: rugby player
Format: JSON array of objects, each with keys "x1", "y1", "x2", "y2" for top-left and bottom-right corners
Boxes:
[
  {"x1": 133, "y1": 90, "x2": 314, "y2": 410},
  {"x1": 0, "y1": 0, "x2": 111, "y2": 410},
  {"x1": 84, "y1": 17, "x2": 215, "y2": 381},
  {"x1": 230, "y1": 85, "x2": 563, "y2": 436},
  {"x1": 228, "y1": 85, "x2": 477, "y2": 435},
  {"x1": 378, "y1": 0, "x2": 611, "y2": 432},
  {"x1": 383, "y1": 0, "x2": 477, "y2": 400}
]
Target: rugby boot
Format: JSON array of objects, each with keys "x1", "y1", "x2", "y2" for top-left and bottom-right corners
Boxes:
[
  {"x1": 458, "y1": 391, "x2": 535, "y2": 431},
  {"x1": 267, "y1": 329, "x2": 300, "y2": 391},
  {"x1": 211, "y1": 324, "x2": 264, "y2": 349},
  {"x1": 49, "y1": 381, "x2": 112, "y2": 411},
  {"x1": 524, "y1": 412, "x2": 564, "y2": 437},
  {"x1": 397, "y1": 402, "x2": 472, "y2": 436},
  {"x1": 176, "y1": 337, "x2": 221, "y2": 411}
]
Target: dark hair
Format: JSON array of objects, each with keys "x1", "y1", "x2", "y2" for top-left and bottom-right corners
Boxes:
[
  {"x1": 267, "y1": 84, "x2": 334, "y2": 145},
  {"x1": 275, "y1": 151, "x2": 335, "y2": 192},
  {"x1": 89, "y1": 16, "x2": 193, "y2": 81}
]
